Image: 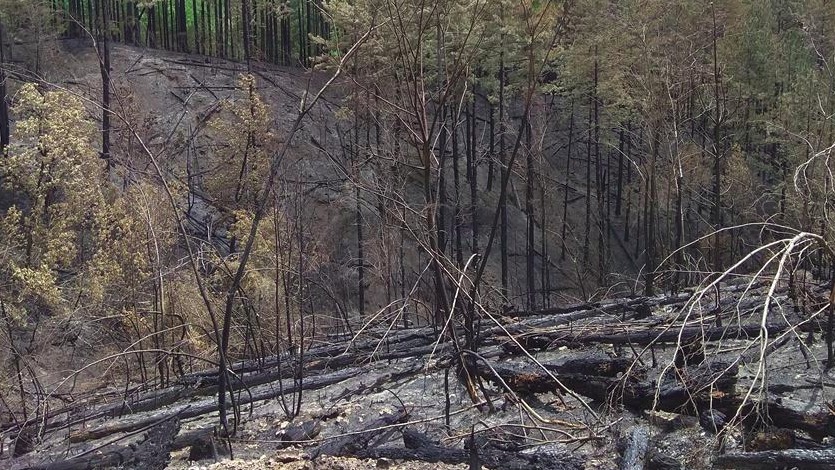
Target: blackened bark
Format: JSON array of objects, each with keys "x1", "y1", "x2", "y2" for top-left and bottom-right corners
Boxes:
[
  {"x1": 98, "y1": 0, "x2": 112, "y2": 165},
  {"x1": 453, "y1": 107, "x2": 463, "y2": 267},
  {"x1": 584, "y1": 94, "x2": 592, "y2": 265},
  {"x1": 0, "y1": 19, "x2": 8, "y2": 152},
  {"x1": 624, "y1": 124, "x2": 633, "y2": 242},
  {"x1": 487, "y1": 102, "x2": 495, "y2": 191},
  {"x1": 560, "y1": 100, "x2": 574, "y2": 261},
  {"x1": 593, "y1": 55, "x2": 604, "y2": 285},
  {"x1": 242, "y1": 0, "x2": 253, "y2": 70},
  {"x1": 470, "y1": 98, "x2": 479, "y2": 255},
  {"x1": 644, "y1": 129, "x2": 659, "y2": 296},
  {"x1": 615, "y1": 128, "x2": 624, "y2": 217},
  {"x1": 177, "y1": 0, "x2": 188, "y2": 52},
  {"x1": 499, "y1": 55, "x2": 508, "y2": 305},
  {"x1": 525, "y1": 121, "x2": 535, "y2": 311},
  {"x1": 710, "y1": 3, "x2": 723, "y2": 272}
]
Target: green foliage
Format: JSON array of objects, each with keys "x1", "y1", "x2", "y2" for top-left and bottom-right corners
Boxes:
[
  {"x1": 0, "y1": 83, "x2": 104, "y2": 322},
  {"x1": 206, "y1": 74, "x2": 276, "y2": 209}
]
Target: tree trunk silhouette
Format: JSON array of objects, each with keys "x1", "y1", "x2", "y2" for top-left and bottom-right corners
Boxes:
[
  {"x1": 593, "y1": 53, "x2": 605, "y2": 285},
  {"x1": 525, "y1": 121, "x2": 535, "y2": 311},
  {"x1": 584, "y1": 93, "x2": 592, "y2": 265},
  {"x1": 499, "y1": 52, "x2": 508, "y2": 306},
  {"x1": 453, "y1": 106, "x2": 463, "y2": 268},
  {"x1": 615, "y1": 128, "x2": 624, "y2": 217},
  {"x1": 710, "y1": 2, "x2": 724, "y2": 272},
  {"x1": 98, "y1": 0, "x2": 112, "y2": 166},
  {"x1": 624, "y1": 124, "x2": 632, "y2": 242},
  {"x1": 560, "y1": 99, "x2": 574, "y2": 261},
  {"x1": 242, "y1": 0, "x2": 252, "y2": 69},
  {"x1": 644, "y1": 128, "x2": 659, "y2": 296},
  {"x1": 468, "y1": 97, "x2": 479, "y2": 255},
  {"x1": 487, "y1": 102, "x2": 495, "y2": 192},
  {"x1": 0, "y1": 18, "x2": 9, "y2": 152}
]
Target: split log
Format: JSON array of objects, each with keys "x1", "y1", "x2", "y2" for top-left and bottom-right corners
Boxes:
[
  {"x1": 715, "y1": 448, "x2": 835, "y2": 469},
  {"x1": 277, "y1": 420, "x2": 321, "y2": 448},
  {"x1": 12, "y1": 425, "x2": 37, "y2": 457},
  {"x1": 170, "y1": 427, "x2": 229, "y2": 461},
  {"x1": 313, "y1": 409, "x2": 409, "y2": 457},
  {"x1": 620, "y1": 425, "x2": 649, "y2": 470},
  {"x1": 646, "y1": 448, "x2": 684, "y2": 469}
]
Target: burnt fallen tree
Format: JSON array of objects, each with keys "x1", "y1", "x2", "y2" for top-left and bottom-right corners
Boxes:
[
  {"x1": 23, "y1": 417, "x2": 180, "y2": 470},
  {"x1": 4, "y1": 278, "x2": 832, "y2": 470},
  {"x1": 2, "y1": 328, "x2": 445, "y2": 441},
  {"x1": 67, "y1": 365, "x2": 365, "y2": 444},
  {"x1": 476, "y1": 359, "x2": 835, "y2": 440},
  {"x1": 355, "y1": 428, "x2": 585, "y2": 470},
  {"x1": 715, "y1": 448, "x2": 835, "y2": 469}
]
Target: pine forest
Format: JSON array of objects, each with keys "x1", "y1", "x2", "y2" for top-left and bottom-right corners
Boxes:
[{"x1": 1, "y1": 1, "x2": 835, "y2": 469}]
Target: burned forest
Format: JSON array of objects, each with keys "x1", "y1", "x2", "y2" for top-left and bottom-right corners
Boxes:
[{"x1": 2, "y1": 1, "x2": 835, "y2": 469}]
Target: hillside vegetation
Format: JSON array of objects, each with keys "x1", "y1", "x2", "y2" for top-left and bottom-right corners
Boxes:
[{"x1": 1, "y1": 1, "x2": 835, "y2": 469}]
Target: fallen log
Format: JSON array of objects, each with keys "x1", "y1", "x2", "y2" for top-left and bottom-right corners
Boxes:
[
  {"x1": 620, "y1": 425, "x2": 649, "y2": 470},
  {"x1": 514, "y1": 322, "x2": 789, "y2": 351},
  {"x1": 547, "y1": 357, "x2": 639, "y2": 377},
  {"x1": 477, "y1": 360, "x2": 835, "y2": 440},
  {"x1": 506, "y1": 280, "x2": 772, "y2": 320},
  {"x1": 46, "y1": 351, "x2": 370, "y2": 441},
  {"x1": 277, "y1": 420, "x2": 321, "y2": 448},
  {"x1": 506, "y1": 292, "x2": 692, "y2": 319},
  {"x1": 24, "y1": 417, "x2": 180, "y2": 470},
  {"x1": 646, "y1": 448, "x2": 684, "y2": 469},
  {"x1": 169, "y1": 427, "x2": 230, "y2": 461},
  {"x1": 77, "y1": 331, "x2": 438, "y2": 425},
  {"x1": 714, "y1": 448, "x2": 835, "y2": 469},
  {"x1": 313, "y1": 409, "x2": 409, "y2": 458},
  {"x1": 355, "y1": 428, "x2": 584, "y2": 470},
  {"x1": 68, "y1": 366, "x2": 364, "y2": 444},
  {"x1": 570, "y1": 322, "x2": 786, "y2": 345},
  {"x1": 475, "y1": 357, "x2": 653, "y2": 395}
]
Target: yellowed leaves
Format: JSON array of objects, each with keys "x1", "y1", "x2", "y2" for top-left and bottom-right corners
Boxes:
[
  {"x1": 205, "y1": 74, "x2": 276, "y2": 209},
  {"x1": 0, "y1": 83, "x2": 106, "y2": 323}
]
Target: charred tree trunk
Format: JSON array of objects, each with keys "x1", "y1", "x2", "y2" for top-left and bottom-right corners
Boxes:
[
  {"x1": 0, "y1": 18, "x2": 8, "y2": 153},
  {"x1": 624, "y1": 125, "x2": 632, "y2": 242},
  {"x1": 710, "y1": 3, "x2": 724, "y2": 272},
  {"x1": 453, "y1": 107, "x2": 464, "y2": 268},
  {"x1": 525, "y1": 121, "x2": 535, "y2": 311},
  {"x1": 644, "y1": 128, "x2": 659, "y2": 296},
  {"x1": 615, "y1": 128, "x2": 625, "y2": 217},
  {"x1": 560, "y1": 100, "x2": 574, "y2": 261},
  {"x1": 469, "y1": 97, "x2": 479, "y2": 256},
  {"x1": 242, "y1": 0, "x2": 253, "y2": 70},
  {"x1": 584, "y1": 93, "x2": 592, "y2": 265},
  {"x1": 593, "y1": 54, "x2": 605, "y2": 285},
  {"x1": 487, "y1": 102, "x2": 495, "y2": 192},
  {"x1": 353, "y1": 77, "x2": 365, "y2": 319},
  {"x1": 499, "y1": 53, "x2": 509, "y2": 306},
  {"x1": 98, "y1": 0, "x2": 112, "y2": 166},
  {"x1": 176, "y1": 0, "x2": 189, "y2": 52}
]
